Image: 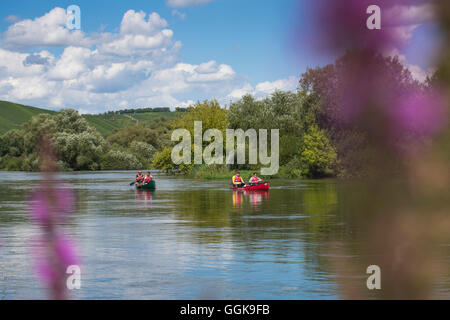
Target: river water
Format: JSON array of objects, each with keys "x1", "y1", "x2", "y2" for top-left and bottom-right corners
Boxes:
[{"x1": 0, "y1": 171, "x2": 448, "y2": 299}]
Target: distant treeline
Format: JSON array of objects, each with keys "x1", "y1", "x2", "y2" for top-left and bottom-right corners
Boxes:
[{"x1": 102, "y1": 107, "x2": 188, "y2": 115}]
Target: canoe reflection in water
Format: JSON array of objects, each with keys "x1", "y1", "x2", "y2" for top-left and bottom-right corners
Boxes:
[
  {"x1": 232, "y1": 190, "x2": 269, "y2": 211},
  {"x1": 249, "y1": 191, "x2": 269, "y2": 211},
  {"x1": 135, "y1": 190, "x2": 153, "y2": 207}
]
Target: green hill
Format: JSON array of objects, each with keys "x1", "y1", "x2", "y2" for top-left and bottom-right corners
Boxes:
[
  {"x1": 83, "y1": 112, "x2": 178, "y2": 136},
  {"x1": 0, "y1": 100, "x2": 179, "y2": 136},
  {"x1": 0, "y1": 101, "x2": 56, "y2": 134}
]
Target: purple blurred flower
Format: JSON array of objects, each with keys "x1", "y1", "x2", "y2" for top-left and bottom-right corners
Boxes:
[
  {"x1": 54, "y1": 234, "x2": 79, "y2": 267},
  {"x1": 392, "y1": 89, "x2": 447, "y2": 137},
  {"x1": 27, "y1": 136, "x2": 81, "y2": 299},
  {"x1": 32, "y1": 233, "x2": 79, "y2": 294},
  {"x1": 315, "y1": 0, "x2": 411, "y2": 52},
  {"x1": 30, "y1": 191, "x2": 51, "y2": 224},
  {"x1": 30, "y1": 187, "x2": 75, "y2": 224},
  {"x1": 29, "y1": 182, "x2": 78, "y2": 299}
]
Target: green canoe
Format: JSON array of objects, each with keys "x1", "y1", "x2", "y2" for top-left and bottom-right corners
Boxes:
[{"x1": 136, "y1": 180, "x2": 156, "y2": 190}]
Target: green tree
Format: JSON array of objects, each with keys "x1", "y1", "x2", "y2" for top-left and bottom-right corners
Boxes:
[
  {"x1": 152, "y1": 147, "x2": 192, "y2": 173},
  {"x1": 0, "y1": 136, "x2": 7, "y2": 157},
  {"x1": 1, "y1": 129, "x2": 25, "y2": 157},
  {"x1": 100, "y1": 150, "x2": 142, "y2": 170},
  {"x1": 228, "y1": 91, "x2": 307, "y2": 167},
  {"x1": 53, "y1": 131, "x2": 106, "y2": 171},
  {"x1": 0, "y1": 108, "x2": 173, "y2": 171},
  {"x1": 54, "y1": 109, "x2": 92, "y2": 134},
  {"x1": 172, "y1": 99, "x2": 228, "y2": 136},
  {"x1": 129, "y1": 141, "x2": 156, "y2": 167},
  {"x1": 108, "y1": 124, "x2": 160, "y2": 149},
  {"x1": 152, "y1": 100, "x2": 228, "y2": 173},
  {"x1": 299, "y1": 125, "x2": 337, "y2": 177},
  {"x1": 228, "y1": 94, "x2": 266, "y2": 130}
]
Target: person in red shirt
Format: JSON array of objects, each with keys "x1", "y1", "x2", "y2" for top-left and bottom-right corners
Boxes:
[
  {"x1": 248, "y1": 172, "x2": 262, "y2": 185},
  {"x1": 144, "y1": 171, "x2": 153, "y2": 184},
  {"x1": 135, "y1": 171, "x2": 144, "y2": 186}
]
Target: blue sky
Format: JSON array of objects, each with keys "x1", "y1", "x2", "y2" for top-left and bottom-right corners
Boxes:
[
  {"x1": 0, "y1": 0, "x2": 439, "y2": 113},
  {"x1": 0, "y1": 0, "x2": 313, "y2": 83}
]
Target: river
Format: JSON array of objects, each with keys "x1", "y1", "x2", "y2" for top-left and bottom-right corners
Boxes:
[{"x1": 0, "y1": 171, "x2": 448, "y2": 299}]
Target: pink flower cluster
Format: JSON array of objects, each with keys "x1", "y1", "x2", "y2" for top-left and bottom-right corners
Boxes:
[
  {"x1": 29, "y1": 185, "x2": 79, "y2": 299},
  {"x1": 314, "y1": 0, "x2": 402, "y2": 52},
  {"x1": 312, "y1": 0, "x2": 447, "y2": 151},
  {"x1": 30, "y1": 188, "x2": 75, "y2": 224}
]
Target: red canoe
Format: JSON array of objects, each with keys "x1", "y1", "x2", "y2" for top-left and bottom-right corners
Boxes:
[{"x1": 231, "y1": 182, "x2": 270, "y2": 191}]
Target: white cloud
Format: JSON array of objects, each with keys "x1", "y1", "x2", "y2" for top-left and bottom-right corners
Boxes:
[
  {"x1": 177, "y1": 100, "x2": 195, "y2": 108},
  {"x1": 407, "y1": 64, "x2": 434, "y2": 83},
  {"x1": 195, "y1": 60, "x2": 219, "y2": 73},
  {"x1": 75, "y1": 60, "x2": 155, "y2": 93},
  {"x1": 255, "y1": 76, "x2": 298, "y2": 95},
  {"x1": 383, "y1": 2, "x2": 437, "y2": 49},
  {"x1": 386, "y1": 49, "x2": 434, "y2": 83},
  {"x1": 171, "y1": 10, "x2": 187, "y2": 20},
  {"x1": 0, "y1": 8, "x2": 297, "y2": 113},
  {"x1": 0, "y1": 49, "x2": 49, "y2": 77},
  {"x1": 120, "y1": 10, "x2": 168, "y2": 35},
  {"x1": 166, "y1": 0, "x2": 214, "y2": 8},
  {"x1": 227, "y1": 84, "x2": 254, "y2": 100},
  {"x1": 188, "y1": 62, "x2": 235, "y2": 82},
  {"x1": 227, "y1": 76, "x2": 298, "y2": 101},
  {"x1": 3, "y1": 7, "x2": 90, "y2": 49},
  {"x1": 2, "y1": 76, "x2": 55, "y2": 100},
  {"x1": 48, "y1": 47, "x2": 93, "y2": 80},
  {"x1": 97, "y1": 11, "x2": 174, "y2": 56},
  {"x1": 4, "y1": 15, "x2": 20, "y2": 23},
  {"x1": 385, "y1": 3, "x2": 435, "y2": 27},
  {"x1": 99, "y1": 30, "x2": 174, "y2": 56}
]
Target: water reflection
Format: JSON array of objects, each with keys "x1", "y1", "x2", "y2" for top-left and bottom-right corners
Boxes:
[
  {"x1": 248, "y1": 191, "x2": 269, "y2": 211},
  {"x1": 232, "y1": 190, "x2": 270, "y2": 212},
  {"x1": 0, "y1": 171, "x2": 448, "y2": 299},
  {"x1": 135, "y1": 190, "x2": 153, "y2": 207},
  {"x1": 232, "y1": 190, "x2": 243, "y2": 210}
]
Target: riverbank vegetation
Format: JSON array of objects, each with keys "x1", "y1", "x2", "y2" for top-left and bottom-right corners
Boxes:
[
  {"x1": 150, "y1": 92, "x2": 339, "y2": 179},
  {"x1": 0, "y1": 51, "x2": 434, "y2": 178},
  {"x1": 0, "y1": 109, "x2": 173, "y2": 171}
]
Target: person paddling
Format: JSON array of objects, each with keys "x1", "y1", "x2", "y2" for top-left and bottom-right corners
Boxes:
[
  {"x1": 232, "y1": 171, "x2": 245, "y2": 187},
  {"x1": 144, "y1": 171, "x2": 153, "y2": 184},
  {"x1": 248, "y1": 172, "x2": 262, "y2": 185},
  {"x1": 136, "y1": 170, "x2": 144, "y2": 186}
]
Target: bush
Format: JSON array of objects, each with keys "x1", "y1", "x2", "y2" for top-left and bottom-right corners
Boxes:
[
  {"x1": 0, "y1": 137, "x2": 7, "y2": 157},
  {"x1": 129, "y1": 141, "x2": 156, "y2": 163},
  {"x1": 0, "y1": 156, "x2": 23, "y2": 171},
  {"x1": 56, "y1": 160, "x2": 73, "y2": 172},
  {"x1": 152, "y1": 147, "x2": 192, "y2": 173},
  {"x1": 108, "y1": 125, "x2": 160, "y2": 149},
  {"x1": 101, "y1": 150, "x2": 142, "y2": 170},
  {"x1": 2, "y1": 130, "x2": 25, "y2": 156},
  {"x1": 22, "y1": 154, "x2": 40, "y2": 172},
  {"x1": 299, "y1": 125, "x2": 337, "y2": 178},
  {"x1": 279, "y1": 158, "x2": 304, "y2": 178},
  {"x1": 53, "y1": 131, "x2": 106, "y2": 170}
]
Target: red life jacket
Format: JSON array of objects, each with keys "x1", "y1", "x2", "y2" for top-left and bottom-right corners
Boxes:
[
  {"x1": 234, "y1": 175, "x2": 243, "y2": 183},
  {"x1": 250, "y1": 176, "x2": 261, "y2": 183},
  {"x1": 144, "y1": 176, "x2": 152, "y2": 183}
]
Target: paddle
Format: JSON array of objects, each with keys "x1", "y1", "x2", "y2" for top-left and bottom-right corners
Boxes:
[{"x1": 130, "y1": 181, "x2": 136, "y2": 186}]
